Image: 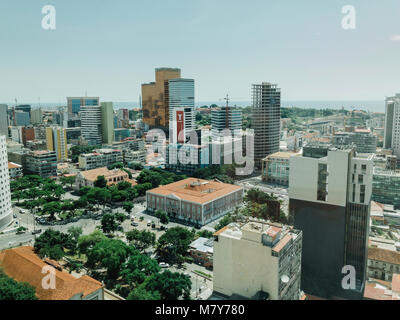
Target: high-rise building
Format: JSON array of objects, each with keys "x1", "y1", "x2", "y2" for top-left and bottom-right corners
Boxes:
[
  {"x1": 0, "y1": 105, "x2": 9, "y2": 138},
  {"x1": 168, "y1": 78, "x2": 195, "y2": 144},
  {"x1": 213, "y1": 221, "x2": 303, "y2": 300},
  {"x1": 142, "y1": 68, "x2": 181, "y2": 129},
  {"x1": 30, "y1": 108, "x2": 43, "y2": 125},
  {"x1": 289, "y1": 144, "x2": 373, "y2": 299},
  {"x1": 81, "y1": 105, "x2": 102, "y2": 145},
  {"x1": 25, "y1": 150, "x2": 58, "y2": 178},
  {"x1": 14, "y1": 111, "x2": 30, "y2": 127},
  {"x1": 384, "y1": 94, "x2": 400, "y2": 155},
  {"x1": 333, "y1": 129, "x2": 377, "y2": 154},
  {"x1": 0, "y1": 135, "x2": 13, "y2": 231},
  {"x1": 100, "y1": 102, "x2": 115, "y2": 145},
  {"x1": 211, "y1": 99, "x2": 242, "y2": 137},
  {"x1": 46, "y1": 127, "x2": 68, "y2": 162},
  {"x1": 252, "y1": 83, "x2": 281, "y2": 169},
  {"x1": 67, "y1": 97, "x2": 99, "y2": 114}
]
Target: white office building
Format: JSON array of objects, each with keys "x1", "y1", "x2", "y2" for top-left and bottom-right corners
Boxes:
[
  {"x1": 213, "y1": 221, "x2": 303, "y2": 300},
  {"x1": 384, "y1": 94, "x2": 400, "y2": 158},
  {"x1": 81, "y1": 105, "x2": 102, "y2": 145},
  {"x1": 0, "y1": 136, "x2": 13, "y2": 231}
]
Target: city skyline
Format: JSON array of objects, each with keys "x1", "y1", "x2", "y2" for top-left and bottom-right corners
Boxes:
[{"x1": 1, "y1": 0, "x2": 399, "y2": 103}]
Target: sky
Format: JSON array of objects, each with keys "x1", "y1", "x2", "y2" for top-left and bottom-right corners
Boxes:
[{"x1": 0, "y1": 0, "x2": 399, "y2": 104}]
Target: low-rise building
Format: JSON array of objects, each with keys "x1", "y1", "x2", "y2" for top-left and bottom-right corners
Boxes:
[
  {"x1": 372, "y1": 168, "x2": 400, "y2": 210},
  {"x1": 25, "y1": 150, "x2": 57, "y2": 178},
  {"x1": 0, "y1": 246, "x2": 104, "y2": 300},
  {"x1": 367, "y1": 247, "x2": 400, "y2": 282},
  {"x1": 213, "y1": 221, "x2": 303, "y2": 300},
  {"x1": 78, "y1": 149, "x2": 123, "y2": 170},
  {"x1": 75, "y1": 167, "x2": 129, "y2": 190},
  {"x1": 261, "y1": 151, "x2": 298, "y2": 186},
  {"x1": 333, "y1": 129, "x2": 377, "y2": 154},
  {"x1": 8, "y1": 162, "x2": 23, "y2": 180},
  {"x1": 146, "y1": 178, "x2": 243, "y2": 227},
  {"x1": 364, "y1": 275, "x2": 400, "y2": 300},
  {"x1": 189, "y1": 237, "x2": 213, "y2": 269}
]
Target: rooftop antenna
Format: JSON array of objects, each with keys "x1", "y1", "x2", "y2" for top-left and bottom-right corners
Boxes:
[{"x1": 224, "y1": 94, "x2": 230, "y2": 129}]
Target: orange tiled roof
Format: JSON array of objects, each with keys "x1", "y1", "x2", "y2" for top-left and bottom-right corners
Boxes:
[
  {"x1": 368, "y1": 247, "x2": 400, "y2": 265},
  {"x1": 272, "y1": 234, "x2": 292, "y2": 253},
  {"x1": 0, "y1": 246, "x2": 103, "y2": 300},
  {"x1": 147, "y1": 178, "x2": 243, "y2": 205},
  {"x1": 213, "y1": 226, "x2": 229, "y2": 237},
  {"x1": 8, "y1": 162, "x2": 21, "y2": 169},
  {"x1": 393, "y1": 274, "x2": 400, "y2": 293},
  {"x1": 79, "y1": 167, "x2": 128, "y2": 182}
]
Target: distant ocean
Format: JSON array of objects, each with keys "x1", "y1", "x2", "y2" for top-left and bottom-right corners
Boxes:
[{"x1": 2, "y1": 100, "x2": 385, "y2": 113}]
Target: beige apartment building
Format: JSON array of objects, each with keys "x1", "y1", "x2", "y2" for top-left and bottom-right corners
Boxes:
[
  {"x1": 142, "y1": 68, "x2": 181, "y2": 128},
  {"x1": 368, "y1": 247, "x2": 400, "y2": 282},
  {"x1": 75, "y1": 167, "x2": 130, "y2": 190},
  {"x1": 213, "y1": 221, "x2": 303, "y2": 300},
  {"x1": 146, "y1": 178, "x2": 243, "y2": 227}
]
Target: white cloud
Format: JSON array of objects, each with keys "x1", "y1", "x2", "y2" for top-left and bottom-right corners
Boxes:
[{"x1": 390, "y1": 34, "x2": 400, "y2": 41}]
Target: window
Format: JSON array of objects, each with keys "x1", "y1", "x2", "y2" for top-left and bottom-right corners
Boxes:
[{"x1": 358, "y1": 175, "x2": 364, "y2": 184}]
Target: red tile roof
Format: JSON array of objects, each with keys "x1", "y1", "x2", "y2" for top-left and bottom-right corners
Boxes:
[{"x1": 0, "y1": 247, "x2": 103, "y2": 300}]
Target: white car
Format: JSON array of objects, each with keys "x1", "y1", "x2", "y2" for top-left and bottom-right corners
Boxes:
[{"x1": 159, "y1": 262, "x2": 170, "y2": 268}]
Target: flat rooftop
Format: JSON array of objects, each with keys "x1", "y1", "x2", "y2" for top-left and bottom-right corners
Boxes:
[{"x1": 147, "y1": 178, "x2": 242, "y2": 204}]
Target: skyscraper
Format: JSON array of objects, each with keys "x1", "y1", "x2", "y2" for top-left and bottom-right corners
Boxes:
[
  {"x1": 384, "y1": 94, "x2": 400, "y2": 157},
  {"x1": 252, "y1": 83, "x2": 281, "y2": 169},
  {"x1": 30, "y1": 108, "x2": 43, "y2": 125},
  {"x1": 142, "y1": 68, "x2": 181, "y2": 129},
  {"x1": 0, "y1": 135, "x2": 13, "y2": 231},
  {"x1": 46, "y1": 127, "x2": 68, "y2": 162},
  {"x1": 211, "y1": 104, "x2": 242, "y2": 137},
  {"x1": 81, "y1": 105, "x2": 102, "y2": 145},
  {"x1": 0, "y1": 104, "x2": 9, "y2": 138},
  {"x1": 168, "y1": 78, "x2": 195, "y2": 144},
  {"x1": 289, "y1": 144, "x2": 372, "y2": 299},
  {"x1": 67, "y1": 97, "x2": 100, "y2": 114},
  {"x1": 101, "y1": 102, "x2": 115, "y2": 145}
]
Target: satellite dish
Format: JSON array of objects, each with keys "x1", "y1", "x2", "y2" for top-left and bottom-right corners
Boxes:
[{"x1": 281, "y1": 275, "x2": 290, "y2": 284}]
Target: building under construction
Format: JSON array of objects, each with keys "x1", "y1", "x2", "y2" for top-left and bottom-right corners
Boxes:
[{"x1": 252, "y1": 83, "x2": 281, "y2": 169}]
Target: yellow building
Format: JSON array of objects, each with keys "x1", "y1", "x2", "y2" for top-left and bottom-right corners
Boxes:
[
  {"x1": 142, "y1": 68, "x2": 181, "y2": 128},
  {"x1": 46, "y1": 127, "x2": 68, "y2": 162}
]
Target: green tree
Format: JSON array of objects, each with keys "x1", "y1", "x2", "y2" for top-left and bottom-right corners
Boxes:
[
  {"x1": 0, "y1": 270, "x2": 37, "y2": 300},
  {"x1": 156, "y1": 227, "x2": 194, "y2": 264},
  {"x1": 77, "y1": 230, "x2": 107, "y2": 255},
  {"x1": 86, "y1": 238, "x2": 132, "y2": 280},
  {"x1": 101, "y1": 214, "x2": 119, "y2": 234},
  {"x1": 145, "y1": 270, "x2": 191, "y2": 300},
  {"x1": 127, "y1": 286, "x2": 160, "y2": 300},
  {"x1": 34, "y1": 229, "x2": 75, "y2": 260},
  {"x1": 42, "y1": 202, "x2": 62, "y2": 220},
  {"x1": 126, "y1": 229, "x2": 156, "y2": 252},
  {"x1": 94, "y1": 176, "x2": 107, "y2": 188},
  {"x1": 60, "y1": 176, "x2": 76, "y2": 189},
  {"x1": 122, "y1": 202, "x2": 134, "y2": 215},
  {"x1": 120, "y1": 252, "x2": 160, "y2": 288}
]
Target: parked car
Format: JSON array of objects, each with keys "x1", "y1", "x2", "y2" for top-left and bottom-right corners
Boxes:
[
  {"x1": 147, "y1": 221, "x2": 152, "y2": 227},
  {"x1": 32, "y1": 229, "x2": 42, "y2": 235},
  {"x1": 159, "y1": 262, "x2": 170, "y2": 268},
  {"x1": 37, "y1": 218, "x2": 46, "y2": 224},
  {"x1": 19, "y1": 209, "x2": 26, "y2": 214},
  {"x1": 151, "y1": 223, "x2": 156, "y2": 229},
  {"x1": 131, "y1": 221, "x2": 139, "y2": 227}
]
